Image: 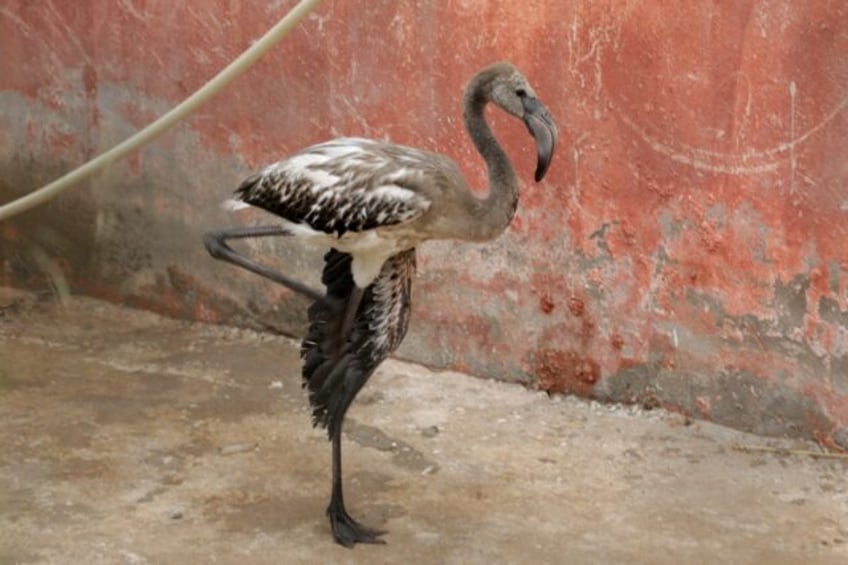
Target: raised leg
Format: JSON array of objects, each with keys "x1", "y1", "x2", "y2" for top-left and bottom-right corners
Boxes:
[
  {"x1": 327, "y1": 419, "x2": 386, "y2": 547},
  {"x1": 203, "y1": 225, "x2": 323, "y2": 301}
]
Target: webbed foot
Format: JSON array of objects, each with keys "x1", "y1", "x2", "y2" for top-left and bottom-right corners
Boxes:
[{"x1": 327, "y1": 501, "x2": 386, "y2": 547}]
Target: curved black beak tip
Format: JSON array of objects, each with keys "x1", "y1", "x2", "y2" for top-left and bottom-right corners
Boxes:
[{"x1": 522, "y1": 97, "x2": 558, "y2": 182}]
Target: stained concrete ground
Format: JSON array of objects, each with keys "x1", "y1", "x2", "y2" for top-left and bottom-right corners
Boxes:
[{"x1": 0, "y1": 290, "x2": 846, "y2": 565}]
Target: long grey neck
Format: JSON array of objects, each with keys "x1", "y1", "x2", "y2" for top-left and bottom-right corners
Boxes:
[{"x1": 461, "y1": 82, "x2": 520, "y2": 241}]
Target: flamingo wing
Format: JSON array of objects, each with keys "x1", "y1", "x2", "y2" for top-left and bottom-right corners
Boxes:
[
  {"x1": 300, "y1": 246, "x2": 416, "y2": 437},
  {"x1": 233, "y1": 138, "x2": 433, "y2": 237}
]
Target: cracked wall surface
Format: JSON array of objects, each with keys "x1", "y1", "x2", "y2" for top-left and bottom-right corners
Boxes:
[{"x1": 1, "y1": 1, "x2": 846, "y2": 448}]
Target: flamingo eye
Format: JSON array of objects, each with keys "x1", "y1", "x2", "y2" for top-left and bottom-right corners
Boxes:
[{"x1": 516, "y1": 88, "x2": 528, "y2": 97}]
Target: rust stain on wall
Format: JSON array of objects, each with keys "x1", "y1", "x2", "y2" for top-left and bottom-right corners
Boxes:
[{"x1": 534, "y1": 349, "x2": 600, "y2": 397}]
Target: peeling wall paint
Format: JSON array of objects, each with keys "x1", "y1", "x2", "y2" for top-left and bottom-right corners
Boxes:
[{"x1": 1, "y1": 1, "x2": 846, "y2": 449}]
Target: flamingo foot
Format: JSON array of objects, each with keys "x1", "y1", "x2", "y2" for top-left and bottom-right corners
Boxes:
[{"x1": 327, "y1": 499, "x2": 386, "y2": 547}]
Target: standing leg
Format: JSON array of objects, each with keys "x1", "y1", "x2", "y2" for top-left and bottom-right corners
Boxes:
[
  {"x1": 208, "y1": 228, "x2": 384, "y2": 545},
  {"x1": 326, "y1": 416, "x2": 386, "y2": 547}
]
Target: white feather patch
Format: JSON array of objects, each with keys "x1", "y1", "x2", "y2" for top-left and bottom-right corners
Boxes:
[
  {"x1": 351, "y1": 249, "x2": 392, "y2": 288},
  {"x1": 317, "y1": 140, "x2": 368, "y2": 157},
  {"x1": 301, "y1": 168, "x2": 340, "y2": 190},
  {"x1": 222, "y1": 198, "x2": 250, "y2": 211},
  {"x1": 368, "y1": 185, "x2": 418, "y2": 202},
  {"x1": 274, "y1": 217, "x2": 326, "y2": 239},
  {"x1": 269, "y1": 153, "x2": 324, "y2": 171}
]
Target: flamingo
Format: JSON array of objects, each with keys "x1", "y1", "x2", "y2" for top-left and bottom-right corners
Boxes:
[{"x1": 204, "y1": 61, "x2": 558, "y2": 547}]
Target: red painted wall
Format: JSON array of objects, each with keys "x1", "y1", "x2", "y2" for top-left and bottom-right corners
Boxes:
[{"x1": 1, "y1": 1, "x2": 846, "y2": 448}]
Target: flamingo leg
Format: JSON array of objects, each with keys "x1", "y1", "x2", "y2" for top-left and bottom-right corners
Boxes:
[
  {"x1": 326, "y1": 373, "x2": 386, "y2": 547},
  {"x1": 203, "y1": 225, "x2": 323, "y2": 301},
  {"x1": 208, "y1": 229, "x2": 383, "y2": 545},
  {"x1": 314, "y1": 284, "x2": 382, "y2": 547},
  {"x1": 328, "y1": 285, "x2": 386, "y2": 547}
]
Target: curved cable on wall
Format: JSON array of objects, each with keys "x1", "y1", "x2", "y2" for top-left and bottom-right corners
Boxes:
[{"x1": 0, "y1": 0, "x2": 323, "y2": 222}]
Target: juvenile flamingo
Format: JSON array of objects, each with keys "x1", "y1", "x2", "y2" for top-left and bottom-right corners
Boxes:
[{"x1": 204, "y1": 62, "x2": 558, "y2": 546}]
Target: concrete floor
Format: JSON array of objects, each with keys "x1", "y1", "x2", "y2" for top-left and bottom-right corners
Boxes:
[{"x1": 1, "y1": 291, "x2": 846, "y2": 565}]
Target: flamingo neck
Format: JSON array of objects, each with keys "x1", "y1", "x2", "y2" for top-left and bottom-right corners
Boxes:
[{"x1": 462, "y1": 81, "x2": 520, "y2": 241}]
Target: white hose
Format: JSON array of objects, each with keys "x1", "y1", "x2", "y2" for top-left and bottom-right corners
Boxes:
[{"x1": 0, "y1": 0, "x2": 323, "y2": 222}]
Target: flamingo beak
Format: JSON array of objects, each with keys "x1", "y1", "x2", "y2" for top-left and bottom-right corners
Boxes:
[{"x1": 521, "y1": 97, "x2": 558, "y2": 182}]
